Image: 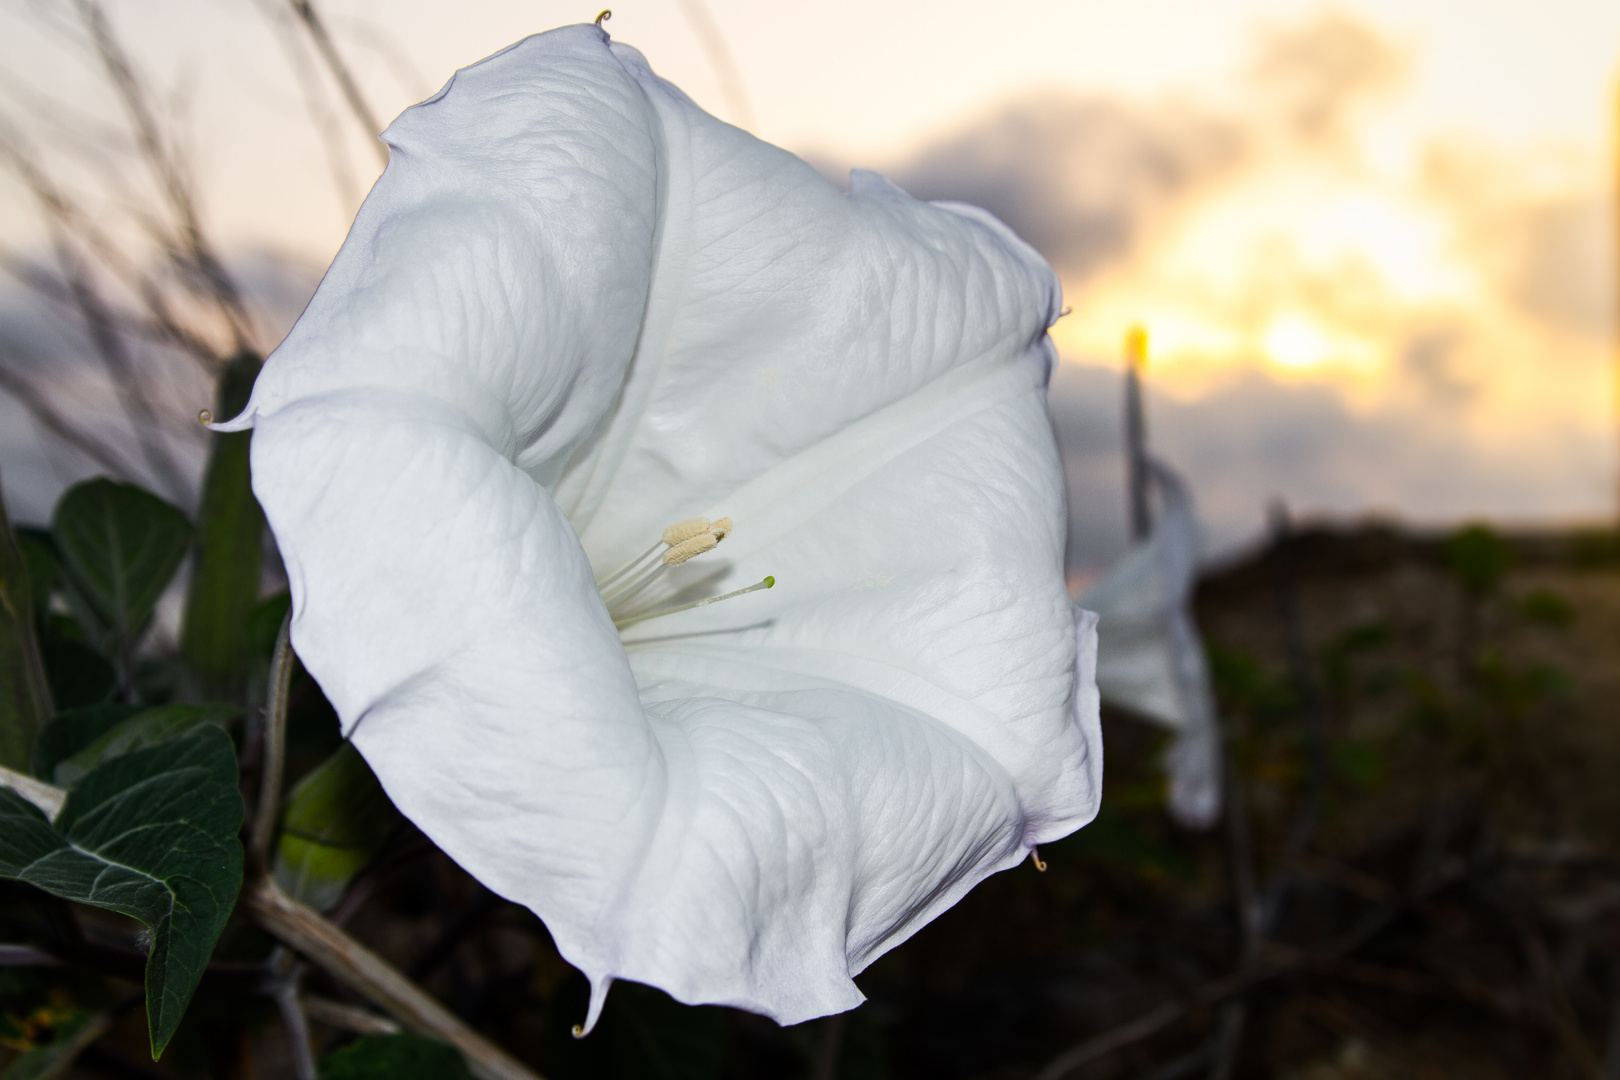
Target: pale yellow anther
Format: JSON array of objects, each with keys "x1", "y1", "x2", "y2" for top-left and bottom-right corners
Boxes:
[
  {"x1": 663, "y1": 532, "x2": 718, "y2": 565},
  {"x1": 710, "y1": 517, "x2": 733, "y2": 541},
  {"x1": 662, "y1": 518, "x2": 712, "y2": 546}
]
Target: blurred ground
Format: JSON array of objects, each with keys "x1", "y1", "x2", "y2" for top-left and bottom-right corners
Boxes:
[{"x1": 7, "y1": 518, "x2": 1620, "y2": 1079}]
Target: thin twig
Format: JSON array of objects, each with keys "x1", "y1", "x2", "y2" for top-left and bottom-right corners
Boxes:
[
  {"x1": 5, "y1": 759, "x2": 541, "y2": 1078},
  {"x1": 271, "y1": 951, "x2": 318, "y2": 1080},
  {"x1": 671, "y1": 0, "x2": 756, "y2": 130},
  {"x1": 1208, "y1": 703, "x2": 1260, "y2": 1079},
  {"x1": 0, "y1": 132, "x2": 225, "y2": 372},
  {"x1": 1267, "y1": 501, "x2": 1328, "y2": 857},
  {"x1": 285, "y1": 0, "x2": 389, "y2": 166},
  {"x1": 251, "y1": 611, "x2": 295, "y2": 869},
  {"x1": 0, "y1": 361, "x2": 132, "y2": 478},
  {"x1": 1030, "y1": 857, "x2": 1473, "y2": 1080},
  {"x1": 73, "y1": 0, "x2": 253, "y2": 348},
  {"x1": 304, "y1": 995, "x2": 401, "y2": 1036},
  {"x1": 244, "y1": 875, "x2": 545, "y2": 1080},
  {"x1": 0, "y1": 943, "x2": 61, "y2": 966},
  {"x1": 48, "y1": 227, "x2": 190, "y2": 503}
]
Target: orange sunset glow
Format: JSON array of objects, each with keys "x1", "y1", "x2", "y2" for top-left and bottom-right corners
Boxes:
[{"x1": 0, "y1": 0, "x2": 1615, "y2": 559}]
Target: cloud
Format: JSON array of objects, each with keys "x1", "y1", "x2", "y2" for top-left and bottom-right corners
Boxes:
[
  {"x1": 0, "y1": 248, "x2": 318, "y2": 523},
  {"x1": 853, "y1": 9, "x2": 1615, "y2": 570},
  {"x1": 882, "y1": 97, "x2": 1244, "y2": 284},
  {"x1": 1495, "y1": 191, "x2": 1612, "y2": 342},
  {"x1": 1050, "y1": 360, "x2": 1611, "y2": 573},
  {"x1": 1247, "y1": 10, "x2": 1408, "y2": 143}
]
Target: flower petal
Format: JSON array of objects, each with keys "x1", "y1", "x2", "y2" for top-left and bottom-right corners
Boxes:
[
  {"x1": 1078, "y1": 461, "x2": 1220, "y2": 828},
  {"x1": 228, "y1": 26, "x2": 660, "y2": 484},
  {"x1": 246, "y1": 24, "x2": 1098, "y2": 1030},
  {"x1": 556, "y1": 43, "x2": 1062, "y2": 567}
]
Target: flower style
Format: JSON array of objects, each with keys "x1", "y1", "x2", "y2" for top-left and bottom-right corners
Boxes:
[{"x1": 224, "y1": 24, "x2": 1101, "y2": 1031}]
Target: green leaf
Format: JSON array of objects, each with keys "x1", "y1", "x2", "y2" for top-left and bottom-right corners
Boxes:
[
  {"x1": 0, "y1": 491, "x2": 53, "y2": 770},
  {"x1": 274, "y1": 742, "x2": 392, "y2": 911},
  {"x1": 181, "y1": 352, "x2": 264, "y2": 699},
  {"x1": 38, "y1": 641, "x2": 116, "y2": 712},
  {"x1": 50, "y1": 703, "x2": 241, "y2": 787},
  {"x1": 31, "y1": 704, "x2": 141, "y2": 780},
  {"x1": 0, "y1": 1010, "x2": 112, "y2": 1080},
  {"x1": 318, "y1": 1033, "x2": 472, "y2": 1080},
  {"x1": 50, "y1": 479, "x2": 191, "y2": 657},
  {"x1": 0, "y1": 725, "x2": 244, "y2": 1058},
  {"x1": 247, "y1": 590, "x2": 292, "y2": 665},
  {"x1": 14, "y1": 528, "x2": 57, "y2": 621}
]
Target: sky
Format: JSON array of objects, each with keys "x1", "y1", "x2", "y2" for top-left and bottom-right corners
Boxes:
[{"x1": 0, "y1": 0, "x2": 1616, "y2": 567}]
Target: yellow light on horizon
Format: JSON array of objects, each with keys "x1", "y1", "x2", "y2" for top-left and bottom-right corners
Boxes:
[{"x1": 1262, "y1": 314, "x2": 1334, "y2": 370}]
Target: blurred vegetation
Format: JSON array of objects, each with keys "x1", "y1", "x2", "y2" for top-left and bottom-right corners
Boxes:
[
  {"x1": 4, "y1": 4, "x2": 1620, "y2": 1079},
  {"x1": 11, "y1": 492, "x2": 1620, "y2": 1079}
]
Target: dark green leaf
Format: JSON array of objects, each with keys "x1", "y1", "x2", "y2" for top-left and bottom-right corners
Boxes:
[
  {"x1": 182, "y1": 353, "x2": 264, "y2": 699},
  {"x1": 0, "y1": 492, "x2": 53, "y2": 770},
  {"x1": 0, "y1": 725, "x2": 244, "y2": 1058},
  {"x1": 15, "y1": 528, "x2": 57, "y2": 621},
  {"x1": 51, "y1": 703, "x2": 241, "y2": 787},
  {"x1": 274, "y1": 742, "x2": 392, "y2": 911},
  {"x1": 50, "y1": 479, "x2": 191, "y2": 655},
  {"x1": 38, "y1": 640, "x2": 116, "y2": 712},
  {"x1": 318, "y1": 1033, "x2": 472, "y2": 1080},
  {"x1": 31, "y1": 704, "x2": 141, "y2": 780}
]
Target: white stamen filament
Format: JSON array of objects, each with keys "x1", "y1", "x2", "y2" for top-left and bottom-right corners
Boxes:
[
  {"x1": 595, "y1": 541, "x2": 665, "y2": 591},
  {"x1": 596, "y1": 515, "x2": 773, "y2": 629},
  {"x1": 613, "y1": 576, "x2": 774, "y2": 630}
]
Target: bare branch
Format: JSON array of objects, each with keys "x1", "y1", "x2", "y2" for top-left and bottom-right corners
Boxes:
[
  {"x1": 251, "y1": 612, "x2": 296, "y2": 869},
  {"x1": 251, "y1": 0, "x2": 361, "y2": 209},
  {"x1": 0, "y1": 762, "x2": 545, "y2": 1080},
  {"x1": 270, "y1": 951, "x2": 318, "y2": 1080},
  {"x1": 0, "y1": 116, "x2": 228, "y2": 371},
  {"x1": 673, "y1": 0, "x2": 756, "y2": 130},
  {"x1": 0, "y1": 359, "x2": 138, "y2": 481},
  {"x1": 47, "y1": 226, "x2": 190, "y2": 501},
  {"x1": 72, "y1": 0, "x2": 254, "y2": 350},
  {"x1": 285, "y1": 0, "x2": 389, "y2": 167},
  {"x1": 304, "y1": 995, "x2": 401, "y2": 1036},
  {"x1": 245, "y1": 876, "x2": 546, "y2": 1080},
  {"x1": 1030, "y1": 857, "x2": 1474, "y2": 1080}
]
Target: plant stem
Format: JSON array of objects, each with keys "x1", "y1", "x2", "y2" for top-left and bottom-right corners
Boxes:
[
  {"x1": 250, "y1": 611, "x2": 294, "y2": 868},
  {"x1": 244, "y1": 875, "x2": 544, "y2": 1080}
]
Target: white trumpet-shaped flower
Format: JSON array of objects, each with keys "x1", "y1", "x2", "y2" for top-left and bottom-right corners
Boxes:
[
  {"x1": 1080, "y1": 461, "x2": 1220, "y2": 829},
  {"x1": 223, "y1": 24, "x2": 1101, "y2": 1031}
]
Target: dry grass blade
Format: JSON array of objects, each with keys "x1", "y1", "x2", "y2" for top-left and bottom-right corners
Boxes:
[
  {"x1": 286, "y1": 0, "x2": 389, "y2": 166},
  {"x1": 0, "y1": 360, "x2": 133, "y2": 480}
]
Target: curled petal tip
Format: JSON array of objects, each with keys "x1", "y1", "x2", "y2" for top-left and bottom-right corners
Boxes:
[{"x1": 572, "y1": 976, "x2": 613, "y2": 1038}]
